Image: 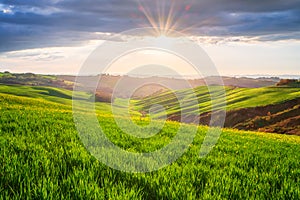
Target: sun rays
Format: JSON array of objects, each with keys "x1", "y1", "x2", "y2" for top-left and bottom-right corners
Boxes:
[{"x1": 136, "y1": 0, "x2": 194, "y2": 37}]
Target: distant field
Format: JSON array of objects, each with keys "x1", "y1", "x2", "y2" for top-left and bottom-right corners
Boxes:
[
  {"x1": 0, "y1": 84, "x2": 75, "y2": 104},
  {"x1": 0, "y1": 85, "x2": 300, "y2": 199},
  {"x1": 0, "y1": 84, "x2": 130, "y2": 116}
]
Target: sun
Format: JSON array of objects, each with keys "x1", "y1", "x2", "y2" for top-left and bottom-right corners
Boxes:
[
  {"x1": 154, "y1": 35, "x2": 175, "y2": 47},
  {"x1": 141, "y1": 33, "x2": 183, "y2": 50}
]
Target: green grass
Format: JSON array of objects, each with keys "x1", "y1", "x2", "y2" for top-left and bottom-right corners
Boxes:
[
  {"x1": 135, "y1": 86, "x2": 300, "y2": 118},
  {"x1": 0, "y1": 85, "x2": 300, "y2": 199},
  {"x1": 0, "y1": 84, "x2": 76, "y2": 105}
]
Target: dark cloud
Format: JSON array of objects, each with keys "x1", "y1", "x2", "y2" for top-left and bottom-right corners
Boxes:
[{"x1": 0, "y1": 0, "x2": 299, "y2": 52}]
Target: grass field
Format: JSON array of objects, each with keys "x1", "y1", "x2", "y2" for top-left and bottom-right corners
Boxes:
[{"x1": 1, "y1": 85, "x2": 300, "y2": 199}]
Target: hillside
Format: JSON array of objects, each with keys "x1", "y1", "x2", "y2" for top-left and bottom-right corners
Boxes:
[
  {"x1": 199, "y1": 98, "x2": 300, "y2": 135},
  {"x1": 0, "y1": 85, "x2": 300, "y2": 199},
  {"x1": 135, "y1": 86, "x2": 300, "y2": 135}
]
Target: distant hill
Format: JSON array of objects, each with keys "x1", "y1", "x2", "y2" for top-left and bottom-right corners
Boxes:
[
  {"x1": 0, "y1": 72, "x2": 281, "y2": 99},
  {"x1": 59, "y1": 74, "x2": 278, "y2": 98},
  {"x1": 276, "y1": 79, "x2": 300, "y2": 87},
  {"x1": 0, "y1": 72, "x2": 73, "y2": 89}
]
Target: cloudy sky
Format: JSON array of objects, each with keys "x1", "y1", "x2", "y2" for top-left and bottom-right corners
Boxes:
[{"x1": 0, "y1": 0, "x2": 299, "y2": 76}]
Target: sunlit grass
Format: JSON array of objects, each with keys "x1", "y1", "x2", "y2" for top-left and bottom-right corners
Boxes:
[{"x1": 0, "y1": 85, "x2": 300, "y2": 199}]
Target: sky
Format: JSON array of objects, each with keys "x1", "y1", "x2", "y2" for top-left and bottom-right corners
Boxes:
[{"x1": 0, "y1": 0, "x2": 299, "y2": 76}]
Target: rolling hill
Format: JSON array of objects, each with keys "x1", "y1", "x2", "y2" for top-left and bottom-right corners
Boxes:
[{"x1": 134, "y1": 86, "x2": 300, "y2": 135}]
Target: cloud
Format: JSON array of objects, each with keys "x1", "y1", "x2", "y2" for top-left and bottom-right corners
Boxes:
[
  {"x1": 0, "y1": 0, "x2": 299, "y2": 52},
  {"x1": 2, "y1": 48, "x2": 65, "y2": 61}
]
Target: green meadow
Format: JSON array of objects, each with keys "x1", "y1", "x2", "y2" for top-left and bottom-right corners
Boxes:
[{"x1": 1, "y1": 85, "x2": 300, "y2": 199}]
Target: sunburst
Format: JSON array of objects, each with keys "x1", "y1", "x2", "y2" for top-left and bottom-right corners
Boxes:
[{"x1": 136, "y1": 0, "x2": 195, "y2": 37}]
